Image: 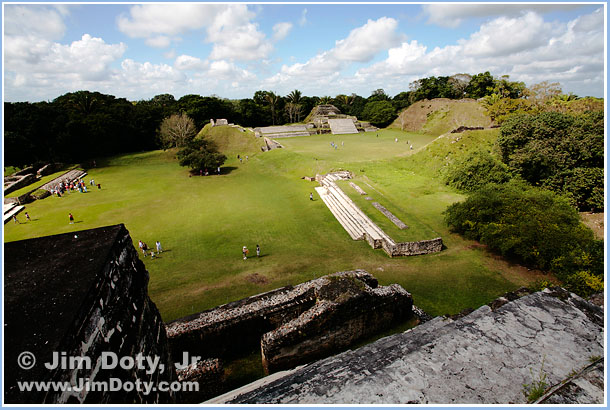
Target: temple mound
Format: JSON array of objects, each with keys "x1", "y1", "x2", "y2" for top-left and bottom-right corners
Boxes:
[{"x1": 255, "y1": 104, "x2": 377, "y2": 141}]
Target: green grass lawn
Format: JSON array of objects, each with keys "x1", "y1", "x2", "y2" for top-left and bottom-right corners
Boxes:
[{"x1": 4, "y1": 128, "x2": 539, "y2": 322}]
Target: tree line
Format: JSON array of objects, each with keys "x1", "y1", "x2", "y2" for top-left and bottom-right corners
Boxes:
[{"x1": 4, "y1": 71, "x2": 601, "y2": 167}]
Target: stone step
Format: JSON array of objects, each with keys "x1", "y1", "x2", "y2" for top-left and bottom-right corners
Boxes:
[
  {"x1": 323, "y1": 189, "x2": 365, "y2": 240},
  {"x1": 328, "y1": 119, "x2": 359, "y2": 135},
  {"x1": 326, "y1": 184, "x2": 393, "y2": 244},
  {"x1": 262, "y1": 131, "x2": 311, "y2": 138},
  {"x1": 3, "y1": 205, "x2": 24, "y2": 224},
  {"x1": 315, "y1": 187, "x2": 362, "y2": 240}
]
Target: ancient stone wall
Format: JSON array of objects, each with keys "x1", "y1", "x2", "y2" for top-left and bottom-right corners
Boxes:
[
  {"x1": 382, "y1": 237, "x2": 443, "y2": 257},
  {"x1": 4, "y1": 225, "x2": 178, "y2": 404},
  {"x1": 261, "y1": 282, "x2": 412, "y2": 373},
  {"x1": 166, "y1": 270, "x2": 412, "y2": 378},
  {"x1": 46, "y1": 226, "x2": 178, "y2": 404},
  {"x1": 166, "y1": 286, "x2": 318, "y2": 361},
  {"x1": 4, "y1": 173, "x2": 37, "y2": 195}
]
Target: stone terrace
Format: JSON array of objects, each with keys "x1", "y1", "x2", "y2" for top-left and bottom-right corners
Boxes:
[
  {"x1": 255, "y1": 125, "x2": 311, "y2": 138},
  {"x1": 315, "y1": 172, "x2": 442, "y2": 257},
  {"x1": 214, "y1": 288, "x2": 604, "y2": 404}
]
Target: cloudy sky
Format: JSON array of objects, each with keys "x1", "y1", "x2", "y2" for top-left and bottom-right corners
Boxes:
[{"x1": 3, "y1": 2, "x2": 605, "y2": 102}]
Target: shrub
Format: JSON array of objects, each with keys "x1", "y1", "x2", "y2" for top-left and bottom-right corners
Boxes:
[
  {"x1": 361, "y1": 101, "x2": 396, "y2": 127},
  {"x1": 444, "y1": 181, "x2": 603, "y2": 296},
  {"x1": 445, "y1": 149, "x2": 511, "y2": 192}
]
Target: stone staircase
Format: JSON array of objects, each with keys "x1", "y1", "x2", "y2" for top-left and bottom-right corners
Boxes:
[
  {"x1": 3, "y1": 203, "x2": 24, "y2": 223},
  {"x1": 315, "y1": 173, "x2": 394, "y2": 247},
  {"x1": 256, "y1": 125, "x2": 311, "y2": 138},
  {"x1": 328, "y1": 118, "x2": 358, "y2": 135}
]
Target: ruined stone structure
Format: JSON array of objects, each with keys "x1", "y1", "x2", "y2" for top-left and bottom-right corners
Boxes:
[
  {"x1": 212, "y1": 288, "x2": 604, "y2": 404},
  {"x1": 4, "y1": 225, "x2": 178, "y2": 404},
  {"x1": 255, "y1": 104, "x2": 377, "y2": 139},
  {"x1": 372, "y1": 202, "x2": 408, "y2": 229},
  {"x1": 261, "y1": 137, "x2": 284, "y2": 152},
  {"x1": 166, "y1": 270, "x2": 413, "y2": 376},
  {"x1": 210, "y1": 119, "x2": 228, "y2": 126},
  {"x1": 315, "y1": 172, "x2": 443, "y2": 257}
]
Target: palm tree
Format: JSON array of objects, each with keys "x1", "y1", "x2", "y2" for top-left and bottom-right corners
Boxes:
[
  {"x1": 285, "y1": 90, "x2": 303, "y2": 122},
  {"x1": 265, "y1": 91, "x2": 280, "y2": 125},
  {"x1": 317, "y1": 96, "x2": 333, "y2": 105}
]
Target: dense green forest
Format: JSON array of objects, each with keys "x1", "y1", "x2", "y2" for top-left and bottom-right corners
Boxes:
[{"x1": 5, "y1": 71, "x2": 566, "y2": 167}]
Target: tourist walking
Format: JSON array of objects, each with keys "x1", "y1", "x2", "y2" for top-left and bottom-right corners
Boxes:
[
  {"x1": 156, "y1": 241, "x2": 162, "y2": 253},
  {"x1": 69, "y1": 213, "x2": 74, "y2": 224},
  {"x1": 242, "y1": 246, "x2": 249, "y2": 260},
  {"x1": 310, "y1": 192, "x2": 313, "y2": 201},
  {"x1": 256, "y1": 244, "x2": 260, "y2": 257},
  {"x1": 12, "y1": 215, "x2": 19, "y2": 224},
  {"x1": 25, "y1": 212, "x2": 31, "y2": 222}
]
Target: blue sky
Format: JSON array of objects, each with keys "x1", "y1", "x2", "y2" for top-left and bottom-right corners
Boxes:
[{"x1": 3, "y1": 2, "x2": 605, "y2": 102}]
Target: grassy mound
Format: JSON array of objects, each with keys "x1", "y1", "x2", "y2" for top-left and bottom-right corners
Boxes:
[
  {"x1": 196, "y1": 124, "x2": 261, "y2": 157},
  {"x1": 390, "y1": 98, "x2": 493, "y2": 135}
]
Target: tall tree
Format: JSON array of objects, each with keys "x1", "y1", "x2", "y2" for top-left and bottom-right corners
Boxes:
[
  {"x1": 265, "y1": 91, "x2": 280, "y2": 125},
  {"x1": 159, "y1": 113, "x2": 197, "y2": 148}
]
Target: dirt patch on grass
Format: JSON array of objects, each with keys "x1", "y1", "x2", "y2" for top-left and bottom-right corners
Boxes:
[
  {"x1": 580, "y1": 212, "x2": 604, "y2": 240},
  {"x1": 245, "y1": 272, "x2": 269, "y2": 285}
]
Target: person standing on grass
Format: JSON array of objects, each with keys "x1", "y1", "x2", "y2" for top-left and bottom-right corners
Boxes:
[
  {"x1": 243, "y1": 246, "x2": 249, "y2": 260},
  {"x1": 12, "y1": 215, "x2": 19, "y2": 224},
  {"x1": 156, "y1": 241, "x2": 162, "y2": 253},
  {"x1": 25, "y1": 212, "x2": 31, "y2": 222},
  {"x1": 310, "y1": 192, "x2": 313, "y2": 201},
  {"x1": 69, "y1": 213, "x2": 74, "y2": 224},
  {"x1": 256, "y1": 244, "x2": 260, "y2": 257}
]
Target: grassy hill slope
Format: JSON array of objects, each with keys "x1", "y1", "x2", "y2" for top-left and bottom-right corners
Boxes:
[
  {"x1": 197, "y1": 124, "x2": 262, "y2": 156},
  {"x1": 390, "y1": 98, "x2": 494, "y2": 135}
]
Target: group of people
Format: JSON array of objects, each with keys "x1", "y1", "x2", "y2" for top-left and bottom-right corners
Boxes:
[
  {"x1": 330, "y1": 141, "x2": 343, "y2": 150},
  {"x1": 52, "y1": 178, "x2": 101, "y2": 197},
  {"x1": 237, "y1": 154, "x2": 249, "y2": 163},
  {"x1": 242, "y1": 244, "x2": 260, "y2": 260},
  {"x1": 12, "y1": 212, "x2": 31, "y2": 224},
  {"x1": 139, "y1": 240, "x2": 163, "y2": 259}
]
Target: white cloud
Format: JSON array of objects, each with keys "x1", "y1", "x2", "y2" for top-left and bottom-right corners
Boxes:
[
  {"x1": 4, "y1": 5, "x2": 67, "y2": 40},
  {"x1": 6, "y1": 34, "x2": 126, "y2": 81},
  {"x1": 273, "y1": 22, "x2": 293, "y2": 41},
  {"x1": 354, "y1": 9, "x2": 604, "y2": 97},
  {"x1": 333, "y1": 17, "x2": 403, "y2": 62},
  {"x1": 422, "y1": 4, "x2": 582, "y2": 28},
  {"x1": 145, "y1": 36, "x2": 172, "y2": 49},
  {"x1": 299, "y1": 8, "x2": 308, "y2": 26},
  {"x1": 206, "y1": 5, "x2": 273, "y2": 61},
  {"x1": 174, "y1": 55, "x2": 209, "y2": 71},
  {"x1": 266, "y1": 17, "x2": 402, "y2": 88},
  {"x1": 117, "y1": 4, "x2": 219, "y2": 38},
  {"x1": 117, "y1": 4, "x2": 274, "y2": 61},
  {"x1": 458, "y1": 12, "x2": 552, "y2": 57}
]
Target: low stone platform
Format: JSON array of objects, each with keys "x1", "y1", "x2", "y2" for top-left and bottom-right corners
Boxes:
[
  {"x1": 214, "y1": 288, "x2": 604, "y2": 404},
  {"x1": 315, "y1": 172, "x2": 442, "y2": 257},
  {"x1": 256, "y1": 125, "x2": 311, "y2": 138}
]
